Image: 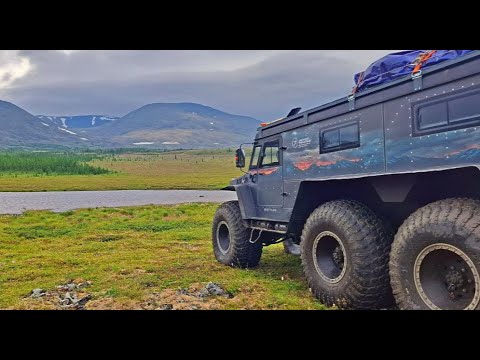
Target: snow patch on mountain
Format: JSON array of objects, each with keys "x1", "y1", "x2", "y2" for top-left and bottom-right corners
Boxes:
[
  {"x1": 58, "y1": 127, "x2": 77, "y2": 135},
  {"x1": 133, "y1": 142, "x2": 155, "y2": 145},
  {"x1": 41, "y1": 122, "x2": 50, "y2": 127},
  {"x1": 36, "y1": 114, "x2": 119, "y2": 129},
  {"x1": 162, "y1": 141, "x2": 180, "y2": 145}
]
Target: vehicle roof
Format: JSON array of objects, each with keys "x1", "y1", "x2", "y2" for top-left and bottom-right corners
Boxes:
[{"x1": 255, "y1": 50, "x2": 480, "y2": 141}]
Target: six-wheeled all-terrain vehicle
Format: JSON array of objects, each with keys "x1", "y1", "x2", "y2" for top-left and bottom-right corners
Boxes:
[{"x1": 212, "y1": 50, "x2": 480, "y2": 310}]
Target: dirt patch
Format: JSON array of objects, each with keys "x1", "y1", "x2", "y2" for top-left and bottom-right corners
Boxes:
[
  {"x1": 85, "y1": 282, "x2": 235, "y2": 310},
  {"x1": 142, "y1": 282, "x2": 234, "y2": 310},
  {"x1": 22, "y1": 279, "x2": 93, "y2": 310},
  {"x1": 19, "y1": 281, "x2": 235, "y2": 310},
  {"x1": 86, "y1": 298, "x2": 142, "y2": 310}
]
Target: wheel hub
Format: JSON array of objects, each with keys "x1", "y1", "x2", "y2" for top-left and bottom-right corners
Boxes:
[
  {"x1": 332, "y1": 246, "x2": 344, "y2": 270},
  {"x1": 414, "y1": 243, "x2": 480, "y2": 310},
  {"x1": 445, "y1": 268, "x2": 464, "y2": 292},
  {"x1": 313, "y1": 231, "x2": 347, "y2": 284},
  {"x1": 216, "y1": 221, "x2": 231, "y2": 255}
]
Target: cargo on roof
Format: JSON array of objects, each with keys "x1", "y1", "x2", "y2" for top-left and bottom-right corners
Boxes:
[{"x1": 353, "y1": 50, "x2": 473, "y2": 93}]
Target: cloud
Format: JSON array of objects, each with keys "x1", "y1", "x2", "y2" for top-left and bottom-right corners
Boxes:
[
  {"x1": 0, "y1": 50, "x2": 399, "y2": 119},
  {"x1": 0, "y1": 51, "x2": 33, "y2": 89},
  {"x1": 57, "y1": 50, "x2": 78, "y2": 55}
]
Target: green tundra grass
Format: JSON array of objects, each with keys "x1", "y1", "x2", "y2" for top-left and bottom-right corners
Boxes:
[
  {"x1": 0, "y1": 203, "x2": 326, "y2": 310},
  {"x1": 0, "y1": 150, "x2": 243, "y2": 192}
]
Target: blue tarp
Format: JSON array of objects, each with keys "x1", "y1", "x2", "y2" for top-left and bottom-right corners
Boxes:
[{"x1": 354, "y1": 50, "x2": 474, "y2": 93}]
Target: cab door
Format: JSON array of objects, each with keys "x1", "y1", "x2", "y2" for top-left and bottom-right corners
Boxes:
[{"x1": 255, "y1": 138, "x2": 284, "y2": 208}]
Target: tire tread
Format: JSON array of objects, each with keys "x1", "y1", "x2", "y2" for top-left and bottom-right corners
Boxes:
[
  {"x1": 300, "y1": 200, "x2": 394, "y2": 309},
  {"x1": 390, "y1": 198, "x2": 480, "y2": 310},
  {"x1": 212, "y1": 201, "x2": 262, "y2": 268}
]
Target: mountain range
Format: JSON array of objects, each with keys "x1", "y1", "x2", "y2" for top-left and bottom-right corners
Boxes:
[
  {"x1": 0, "y1": 100, "x2": 94, "y2": 149},
  {"x1": 0, "y1": 100, "x2": 260, "y2": 149}
]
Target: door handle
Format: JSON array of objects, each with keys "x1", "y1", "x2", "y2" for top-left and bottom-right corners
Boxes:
[{"x1": 281, "y1": 192, "x2": 290, "y2": 196}]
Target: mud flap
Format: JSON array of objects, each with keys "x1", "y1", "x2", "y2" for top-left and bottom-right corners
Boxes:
[{"x1": 283, "y1": 238, "x2": 301, "y2": 256}]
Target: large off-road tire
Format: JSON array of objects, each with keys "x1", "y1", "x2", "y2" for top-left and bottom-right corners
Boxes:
[
  {"x1": 212, "y1": 201, "x2": 262, "y2": 268},
  {"x1": 300, "y1": 200, "x2": 394, "y2": 309},
  {"x1": 390, "y1": 198, "x2": 480, "y2": 310}
]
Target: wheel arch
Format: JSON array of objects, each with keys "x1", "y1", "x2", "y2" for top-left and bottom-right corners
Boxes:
[
  {"x1": 288, "y1": 166, "x2": 480, "y2": 237},
  {"x1": 227, "y1": 184, "x2": 257, "y2": 220}
]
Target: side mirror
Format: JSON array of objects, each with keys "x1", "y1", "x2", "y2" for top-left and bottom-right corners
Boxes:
[{"x1": 235, "y1": 148, "x2": 246, "y2": 168}]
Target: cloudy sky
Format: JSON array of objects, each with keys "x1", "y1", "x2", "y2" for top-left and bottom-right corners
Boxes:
[{"x1": 0, "y1": 50, "x2": 398, "y2": 120}]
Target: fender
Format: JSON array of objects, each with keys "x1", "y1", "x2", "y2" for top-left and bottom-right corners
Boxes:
[{"x1": 222, "y1": 184, "x2": 256, "y2": 219}]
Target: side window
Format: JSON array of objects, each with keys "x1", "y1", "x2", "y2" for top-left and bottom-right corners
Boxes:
[
  {"x1": 259, "y1": 140, "x2": 280, "y2": 167},
  {"x1": 448, "y1": 92, "x2": 480, "y2": 123},
  {"x1": 340, "y1": 123, "x2": 359, "y2": 145},
  {"x1": 249, "y1": 146, "x2": 261, "y2": 170},
  {"x1": 418, "y1": 102, "x2": 448, "y2": 129},
  {"x1": 414, "y1": 88, "x2": 480, "y2": 135},
  {"x1": 322, "y1": 128, "x2": 339, "y2": 149},
  {"x1": 320, "y1": 122, "x2": 360, "y2": 153}
]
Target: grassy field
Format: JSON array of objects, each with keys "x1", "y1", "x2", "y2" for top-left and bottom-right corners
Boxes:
[
  {"x1": 0, "y1": 203, "x2": 325, "y2": 310},
  {"x1": 0, "y1": 149, "x2": 243, "y2": 192}
]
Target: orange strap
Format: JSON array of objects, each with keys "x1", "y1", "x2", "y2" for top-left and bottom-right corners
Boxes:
[
  {"x1": 413, "y1": 50, "x2": 437, "y2": 73},
  {"x1": 351, "y1": 71, "x2": 365, "y2": 96}
]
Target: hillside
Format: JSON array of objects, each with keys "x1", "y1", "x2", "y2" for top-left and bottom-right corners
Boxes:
[
  {"x1": 0, "y1": 100, "x2": 95, "y2": 149},
  {"x1": 89, "y1": 103, "x2": 260, "y2": 148}
]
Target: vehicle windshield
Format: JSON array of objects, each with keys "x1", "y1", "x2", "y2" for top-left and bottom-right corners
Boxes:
[{"x1": 249, "y1": 145, "x2": 261, "y2": 169}]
